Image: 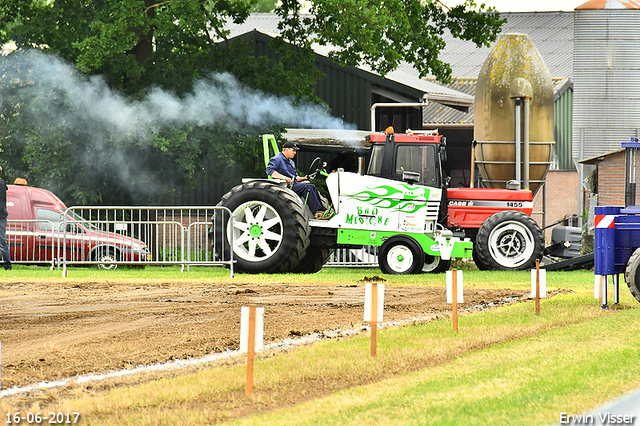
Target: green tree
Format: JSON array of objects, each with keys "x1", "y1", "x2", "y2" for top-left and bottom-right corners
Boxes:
[
  {"x1": 277, "y1": 0, "x2": 503, "y2": 82},
  {"x1": 253, "y1": 0, "x2": 278, "y2": 13},
  {"x1": 0, "y1": 0, "x2": 503, "y2": 205}
]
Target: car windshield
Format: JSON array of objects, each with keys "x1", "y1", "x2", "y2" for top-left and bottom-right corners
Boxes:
[{"x1": 36, "y1": 208, "x2": 99, "y2": 231}]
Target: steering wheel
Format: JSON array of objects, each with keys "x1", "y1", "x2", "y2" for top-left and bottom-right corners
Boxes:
[{"x1": 307, "y1": 156, "x2": 324, "y2": 180}]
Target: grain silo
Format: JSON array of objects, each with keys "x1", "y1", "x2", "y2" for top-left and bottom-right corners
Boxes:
[
  {"x1": 573, "y1": 1, "x2": 640, "y2": 189},
  {"x1": 474, "y1": 33, "x2": 555, "y2": 195}
]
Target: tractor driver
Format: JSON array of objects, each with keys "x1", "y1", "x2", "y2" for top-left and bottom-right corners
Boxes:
[{"x1": 266, "y1": 141, "x2": 328, "y2": 217}]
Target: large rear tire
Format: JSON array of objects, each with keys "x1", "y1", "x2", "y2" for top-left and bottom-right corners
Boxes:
[
  {"x1": 624, "y1": 247, "x2": 640, "y2": 303},
  {"x1": 379, "y1": 236, "x2": 425, "y2": 275},
  {"x1": 213, "y1": 181, "x2": 311, "y2": 273},
  {"x1": 475, "y1": 210, "x2": 544, "y2": 271},
  {"x1": 472, "y1": 247, "x2": 489, "y2": 270},
  {"x1": 291, "y1": 247, "x2": 334, "y2": 274}
]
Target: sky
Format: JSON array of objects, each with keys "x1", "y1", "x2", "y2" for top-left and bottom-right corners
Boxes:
[{"x1": 443, "y1": 0, "x2": 587, "y2": 12}]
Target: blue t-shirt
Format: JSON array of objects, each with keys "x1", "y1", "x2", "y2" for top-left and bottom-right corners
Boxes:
[{"x1": 266, "y1": 152, "x2": 297, "y2": 179}]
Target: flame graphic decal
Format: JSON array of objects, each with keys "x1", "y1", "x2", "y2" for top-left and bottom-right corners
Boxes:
[{"x1": 347, "y1": 184, "x2": 431, "y2": 213}]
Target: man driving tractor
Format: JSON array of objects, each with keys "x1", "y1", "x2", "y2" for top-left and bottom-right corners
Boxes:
[{"x1": 266, "y1": 141, "x2": 328, "y2": 218}]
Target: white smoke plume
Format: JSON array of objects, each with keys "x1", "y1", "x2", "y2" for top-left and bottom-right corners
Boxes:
[
  {"x1": 0, "y1": 49, "x2": 356, "y2": 200},
  {"x1": 4, "y1": 49, "x2": 353, "y2": 136}
]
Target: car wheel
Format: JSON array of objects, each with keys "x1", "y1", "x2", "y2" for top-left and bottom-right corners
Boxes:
[{"x1": 95, "y1": 247, "x2": 118, "y2": 270}]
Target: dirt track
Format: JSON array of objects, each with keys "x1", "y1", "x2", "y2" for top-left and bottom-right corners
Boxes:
[{"x1": 0, "y1": 278, "x2": 528, "y2": 391}]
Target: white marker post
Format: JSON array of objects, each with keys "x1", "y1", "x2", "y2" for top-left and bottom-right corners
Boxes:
[
  {"x1": 446, "y1": 270, "x2": 464, "y2": 332},
  {"x1": 240, "y1": 306, "x2": 264, "y2": 396},
  {"x1": 531, "y1": 259, "x2": 547, "y2": 315},
  {"x1": 594, "y1": 275, "x2": 607, "y2": 305},
  {"x1": 364, "y1": 283, "x2": 385, "y2": 357}
]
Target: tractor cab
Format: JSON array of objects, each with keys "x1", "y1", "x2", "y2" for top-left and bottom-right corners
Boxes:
[{"x1": 366, "y1": 128, "x2": 446, "y2": 189}]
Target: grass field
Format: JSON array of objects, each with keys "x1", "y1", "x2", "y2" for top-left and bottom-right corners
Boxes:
[{"x1": 2, "y1": 266, "x2": 639, "y2": 425}]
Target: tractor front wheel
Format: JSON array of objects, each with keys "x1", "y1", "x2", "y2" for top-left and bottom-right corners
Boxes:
[
  {"x1": 379, "y1": 236, "x2": 425, "y2": 275},
  {"x1": 422, "y1": 254, "x2": 451, "y2": 273}
]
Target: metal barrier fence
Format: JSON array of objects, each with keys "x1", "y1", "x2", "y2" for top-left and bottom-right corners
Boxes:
[
  {"x1": 326, "y1": 246, "x2": 379, "y2": 268},
  {"x1": 6, "y1": 206, "x2": 381, "y2": 273},
  {"x1": 6, "y1": 206, "x2": 235, "y2": 276},
  {"x1": 7, "y1": 219, "x2": 57, "y2": 269}
]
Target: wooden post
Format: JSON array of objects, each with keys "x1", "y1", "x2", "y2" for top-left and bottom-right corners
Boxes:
[
  {"x1": 246, "y1": 305, "x2": 256, "y2": 396},
  {"x1": 452, "y1": 271, "x2": 458, "y2": 333},
  {"x1": 599, "y1": 276, "x2": 603, "y2": 304},
  {"x1": 371, "y1": 283, "x2": 378, "y2": 357},
  {"x1": 535, "y1": 259, "x2": 541, "y2": 316}
]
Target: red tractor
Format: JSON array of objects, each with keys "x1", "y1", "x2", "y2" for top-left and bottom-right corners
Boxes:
[{"x1": 367, "y1": 131, "x2": 545, "y2": 272}]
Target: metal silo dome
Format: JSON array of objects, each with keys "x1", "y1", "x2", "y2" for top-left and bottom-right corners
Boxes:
[{"x1": 474, "y1": 33, "x2": 555, "y2": 195}]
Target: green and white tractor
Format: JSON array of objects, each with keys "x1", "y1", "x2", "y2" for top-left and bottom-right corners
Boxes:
[{"x1": 212, "y1": 131, "x2": 473, "y2": 274}]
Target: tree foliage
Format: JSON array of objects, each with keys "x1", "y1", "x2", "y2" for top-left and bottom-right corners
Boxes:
[
  {"x1": 0, "y1": 0, "x2": 503, "y2": 205},
  {"x1": 278, "y1": 0, "x2": 503, "y2": 82}
]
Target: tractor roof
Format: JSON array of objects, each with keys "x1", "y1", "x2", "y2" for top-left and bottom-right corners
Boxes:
[{"x1": 367, "y1": 133, "x2": 442, "y2": 144}]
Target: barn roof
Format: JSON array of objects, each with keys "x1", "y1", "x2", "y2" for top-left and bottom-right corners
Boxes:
[{"x1": 436, "y1": 12, "x2": 574, "y2": 79}]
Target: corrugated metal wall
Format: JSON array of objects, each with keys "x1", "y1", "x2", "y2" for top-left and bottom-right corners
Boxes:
[
  {"x1": 554, "y1": 88, "x2": 573, "y2": 170},
  {"x1": 573, "y1": 10, "x2": 640, "y2": 161},
  {"x1": 172, "y1": 158, "x2": 243, "y2": 206},
  {"x1": 314, "y1": 61, "x2": 372, "y2": 130},
  {"x1": 238, "y1": 31, "x2": 374, "y2": 130}
]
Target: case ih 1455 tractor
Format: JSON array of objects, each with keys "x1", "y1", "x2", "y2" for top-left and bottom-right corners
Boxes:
[{"x1": 213, "y1": 131, "x2": 544, "y2": 274}]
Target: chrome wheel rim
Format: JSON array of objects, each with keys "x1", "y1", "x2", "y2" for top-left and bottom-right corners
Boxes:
[
  {"x1": 488, "y1": 220, "x2": 535, "y2": 268},
  {"x1": 228, "y1": 201, "x2": 283, "y2": 262}
]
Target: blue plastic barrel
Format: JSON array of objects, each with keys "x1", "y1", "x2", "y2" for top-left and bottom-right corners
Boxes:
[{"x1": 595, "y1": 206, "x2": 621, "y2": 276}]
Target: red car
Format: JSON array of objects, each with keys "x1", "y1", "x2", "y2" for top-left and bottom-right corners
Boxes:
[{"x1": 6, "y1": 184, "x2": 149, "y2": 269}]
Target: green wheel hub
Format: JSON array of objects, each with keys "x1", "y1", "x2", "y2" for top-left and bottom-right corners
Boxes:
[{"x1": 249, "y1": 224, "x2": 263, "y2": 238}]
